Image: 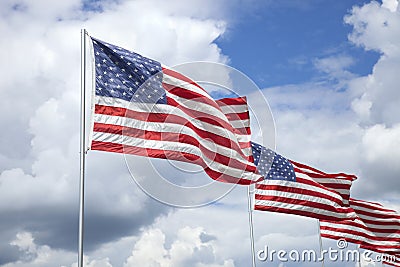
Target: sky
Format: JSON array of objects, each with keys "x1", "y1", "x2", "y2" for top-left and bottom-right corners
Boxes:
[{"x1": 0, "y1": 0, "x2": 399, "y2": 266}]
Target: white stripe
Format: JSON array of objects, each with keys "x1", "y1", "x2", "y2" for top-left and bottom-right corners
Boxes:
[
  {"x1": 255, "y1": 187, "x2": 346, "y2": 208},
  {"x1": 229, "y1": 119, "x2": 250, "y2": 129},
  {"x1": 255, "y1": 200, "x2": 355, "y2": 219},
  {"x1": 162, "y1": 72, "x2": 211, "y2": 100},
  {"x1": 93, "y1": 114, "x2": 252, "y2": 166},
  {"x1": 354, "y1": 212, "x2": 400, "y2": 223},
  {"x1": 166, "y1": 92, "x2": 236, "y2": 130},
  {"x1": 96, "y1": 95, "x2": 130, "y2": 108},
  {"x1": 219, "y1": 104, "x2": 248, "y2": 114},
  {"x1": 352, "y1": 205, "x2": 398, "y2": 216},
  {"x1": 321, "y1": 228, "x2": 400, "y2": 247},
  {"x1": 313, "y1": 178, "x2": 352, "y2": 186},
  {"x1": 320, "y1": 221, "x2": 400, "y2": 239},
  {"x1": 92, "y1": 131, "x2": 259, "y2": 182},
  {"x1": 95, "y1": 96, "x2": 250, "y2": 154},
  {"x1": 255, "y1": 178, "x2": 344, "y2": 203},
  {"x1": 294, "y1": 173, "x2": 347, "y2": 201}
]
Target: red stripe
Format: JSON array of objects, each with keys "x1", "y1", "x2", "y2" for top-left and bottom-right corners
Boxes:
[
  {"x1": 255, "y1": 193, "x2": 350, "y2": 213},
  {"x1": 321, "y1": 232, "x2": 400, "y2": 252},
  {"x1": 91, "y1": 141, "x2": 256, "y2": 185},
  {"x1": 95, "y1": 105, "x2": 248, "y2": 159},
  {"x1": 254, "y1": 205, "x2": 351, "y2": 221},
  {"x1": 321, "y1": 224, "x2": 400, "y2": 241},
  {"x1": 93, "y1": 123, "x2": 258, "y2": 173},
  {"x1": 320, "y1": 198, "x2": 400, "y2": 255},
  {"x1": 291, "y1": 160, "x2": 357, "y2": 181},
  {"x1": 216, "y1": 96, "x2": 246, "y2": 106},
  {"x1": 351, "y1": 199, "x2": 398, "y2": 214},
  {"x1": 316, "y1": 182, "x2": 351, "y2": 190},
  {"x1": 162, "y1": 67, "x2": 205, "y2": 93},
  {"x1": 224, "y1": 111, "x2": 250, "y2": 121},
  {"x1": 354, "y1": 209, "x2": 400, "y2": 221},
  {"x1": 163, "y1": 83, "x2": 219, "y2": 109}
]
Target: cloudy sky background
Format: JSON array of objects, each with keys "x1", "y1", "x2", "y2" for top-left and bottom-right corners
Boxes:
[{"x1": 0, "y1": 0, "x2": 399, "y2": 266}]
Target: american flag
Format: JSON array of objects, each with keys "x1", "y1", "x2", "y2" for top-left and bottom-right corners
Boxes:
[
  {"x1": 89, "y1": 37, "x2": 262, "y2": 185},
  {"x1": 289, "y1": 160, "x2": 356, "y2": 206},
  {"x1": 215, "y1": 97, "x2": 252, "y2": 162},
  {"x1": 320, "y1": 198, "x2": 400, "y2": 255},
  {"x1": 252, "y1": 142, "x2": 357, "y2": 221}
]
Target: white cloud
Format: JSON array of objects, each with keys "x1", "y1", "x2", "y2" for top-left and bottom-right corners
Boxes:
[
  {"x1": 4, "y1": 231, "x2": 76, "y2": 267},
  {"x1": 382, "y1": 0, "x2": 399, "y2": 12},
  {"x1": 313, "y1": 54, "x2": 355, "y2": 82},
  {"x1": 345, "y1": 0, "x2": 400, "y2": 125},
  {"x1": 0, "y1": 0, "x2": 231, "y2": 265},
  {"x1": 362, "y1": 123, "x2": 400, "y2": 164},
  {"x1": 343, "y1": 0, "x2": 400, "y2": 196},
  {"x1": 123, "y1": 226, "x2": 234, "y2": 267},
  {"x1": 0, "y1": 0, "x2": 399, "y2": 266}
]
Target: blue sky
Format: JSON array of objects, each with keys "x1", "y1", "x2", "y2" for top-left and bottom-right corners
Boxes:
[
  {"x1": 0, "y1": 0, "x2": 399, "y2": 266},
  {"x1": 217, "y1": 0, "x2": 380, "y2": 87}
]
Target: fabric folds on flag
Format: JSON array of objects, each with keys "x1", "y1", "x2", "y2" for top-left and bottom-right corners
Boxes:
[
  {"x1": 89, "y1": 37, "x2": 262, "y2": 185},
  {"x1": 251, "y1": 142, "x2": 357, "y2": 221},
  {"x1": 320, "y1": 198, "x2": 400, "y2": 255},
  {"x1": 215, "y1": 97, "x2": 252, "y2": 162},
  {"x1": 290, "y1": 160, "x2": 357, "y2": 206}
]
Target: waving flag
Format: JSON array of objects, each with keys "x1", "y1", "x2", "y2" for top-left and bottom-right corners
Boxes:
[
  {"x1": 215, "y1": 97, "x2": 252, "y2": 161},
  {"x1": 89, "y1": 37, "x2": 262, "y2": 185},
  {"x1": 290, "y1": 160, "x2": 356, "y2": 205},
  {"x1": 320, "y1": 198, "x2": 400, "y2": 255},
  {"x1": 252, "y1": 142, "x2": 356, "y2": 221}
]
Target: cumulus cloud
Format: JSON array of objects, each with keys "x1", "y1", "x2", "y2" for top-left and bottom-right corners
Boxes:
[
  {"x1": 261, "y1": 0, "x2": 400, "y2": 198},
  {"x1": 124, "y1": 226, "x2": 234, "y2": 267},
  {"x1": 0, "y1": 0, "x2": 230, "y2": 265},
  {"x1": 344, "y1": 0, "x2": 400, "y2": 196},
  {"x1": 346, "y1": 0, "x2": 400, "y2": 127},
  {"x1": 1, "y1": 0, "x2": 399, "y2": 266}
]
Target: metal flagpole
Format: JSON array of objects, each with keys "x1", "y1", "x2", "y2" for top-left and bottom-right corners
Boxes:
[
  {"x1": 247, "y1": 185, "x2": 256, "y2": 267},
  {"x1": 78, "y1": 28, "x2": 88, "y2": 267},
  {"x1": 357, "y1": 245, "x2": 362, "y2": 267},
  {"x1": 317, "y1": 220, "x2": 325, "y2": 267}
]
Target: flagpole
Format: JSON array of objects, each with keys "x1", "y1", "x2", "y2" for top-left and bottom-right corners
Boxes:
[
  {"x1": 247, "y1": 185, "x2": 256, "y2": 267},
  {"x1": 317, "y1": 220, "x2": 325, "y2": 267},
  {"x1": 357, "y1": 245, "x2": 362, "y2": 267},
  {"x1": 78, "y1": 28, "x2": 88, "y2": 267}
]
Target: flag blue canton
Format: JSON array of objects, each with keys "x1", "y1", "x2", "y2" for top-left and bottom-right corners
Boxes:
[
  {"x1": 251, "y1": 142, "x2": 296, "y2": 181},
  {"x1": 92, "y1": 38, "x2": 166, "y2": 104}
]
